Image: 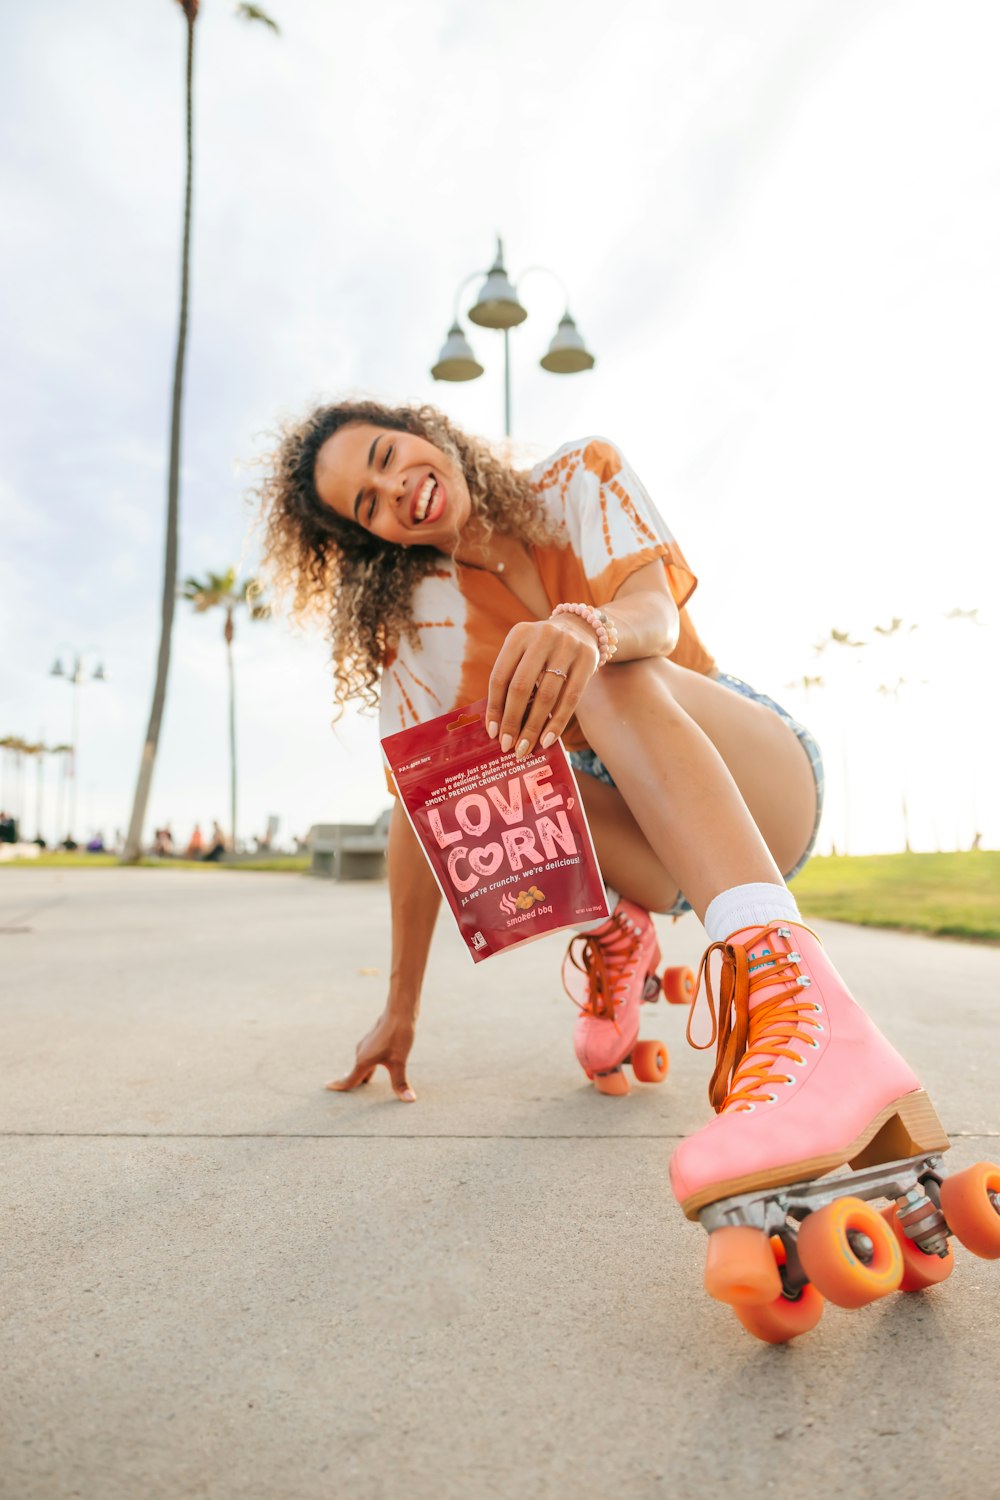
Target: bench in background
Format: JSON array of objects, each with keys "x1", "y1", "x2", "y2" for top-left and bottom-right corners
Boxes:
[{"x1": 309, "y1": 808, "x2": 392, "y2": 880}]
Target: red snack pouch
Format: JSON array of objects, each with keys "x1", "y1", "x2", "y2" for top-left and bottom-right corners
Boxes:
[{"x1": 382, "y1": 698, "x2": 610, "y2": 963}]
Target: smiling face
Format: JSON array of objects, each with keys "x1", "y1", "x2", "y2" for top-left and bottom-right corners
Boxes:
[{"x1": 314, "y1": 422, "x2": 473, "y2": 552}]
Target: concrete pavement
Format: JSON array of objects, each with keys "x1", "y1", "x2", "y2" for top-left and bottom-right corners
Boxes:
[{"x1": 1, "y1": 868, "x2": 998, "y2": 1500}]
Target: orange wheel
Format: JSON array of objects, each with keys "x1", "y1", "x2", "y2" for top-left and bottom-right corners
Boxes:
[
  {"x1": 797, "y1": 1197, "x2": 903, "y2": 1308},
  {"x1": 939, "y1": 1162, "x2": 1000, "y2": 1259},
  {"x1": 879, "y1": 1204, "x2": 955, "y2": 1291},
  {"x1": 734, "y1": 1283, "x2": 825, "y2": 1344},
  {"x1": 593, "y1": 1069, "x2": 630, "y2": 1097},
  {"x1": 663, "y1": 965, "x2": 696, "y2": 1006},
  {"x1": 703, "y1": 1226, "x2": 782, "y2": 1307},
  {"x1": 631, "y1": 1038, "x2": 669, "y2": 1084}
]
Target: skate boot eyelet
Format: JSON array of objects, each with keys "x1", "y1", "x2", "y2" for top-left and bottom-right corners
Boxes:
[
  {"x1": 764, "y1": 1093, "x2": 778, "y2": 1104},
  {"x1": 781, "y1": 1075, "x2": 796, "y2": 1085},
  {"x1": 806, "y1": 1038, "x2": 820, "y2": 1049}
]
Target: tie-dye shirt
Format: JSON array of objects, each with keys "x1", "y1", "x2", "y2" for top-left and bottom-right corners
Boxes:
[{"x1": 379, "y1": 437, "x2": 715, "y2": 752}]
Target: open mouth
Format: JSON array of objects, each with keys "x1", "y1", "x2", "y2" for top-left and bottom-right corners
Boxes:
[{"x1": 411, "y1": 473, "x2": 446, "y2": 526}]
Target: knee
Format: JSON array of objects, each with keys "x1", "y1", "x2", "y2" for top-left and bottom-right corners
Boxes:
[{"x1": 576, "y1": 657, "x2": 682, "y2": 724}]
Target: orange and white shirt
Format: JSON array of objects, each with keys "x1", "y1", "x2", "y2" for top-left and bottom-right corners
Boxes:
[{"x1": 378, "y1": 437, "x2": 715, "y2": 753}]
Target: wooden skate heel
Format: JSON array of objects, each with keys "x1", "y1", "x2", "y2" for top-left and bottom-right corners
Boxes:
[{"x1": 848, "y1": 1089, "x2": 950, "y2": 1170}]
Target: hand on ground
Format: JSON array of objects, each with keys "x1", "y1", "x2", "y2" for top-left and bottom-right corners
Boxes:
[{"x1": 325, "y1": 1010, "x2": 417, "y2": 1102}]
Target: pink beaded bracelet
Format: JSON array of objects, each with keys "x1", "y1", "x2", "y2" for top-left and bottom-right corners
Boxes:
[{"x1": 550, "y1": 602, "x2": 620, "y2": 667}]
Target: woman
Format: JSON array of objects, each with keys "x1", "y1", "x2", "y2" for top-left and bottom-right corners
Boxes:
[{"x1": 256, "y1": 398, "x2": 948, "y2": 1234}]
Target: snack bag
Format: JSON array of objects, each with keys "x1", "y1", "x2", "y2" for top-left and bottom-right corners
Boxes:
[{"x1": 382, "y1": 699, "x2": 610, "y2": 963}]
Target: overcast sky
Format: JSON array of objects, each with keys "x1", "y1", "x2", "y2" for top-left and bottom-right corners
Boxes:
[{"x1": 2, "y1": 0, "x2": 997, "y2": 853}]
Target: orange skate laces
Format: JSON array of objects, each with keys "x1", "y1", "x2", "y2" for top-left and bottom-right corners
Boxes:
[
  {"x1": 563, "y1": 910, "x2": 643, "y2": 1026},
  {"x1": 685, "y1": 925, "x2": 823, "y2": 1113}
]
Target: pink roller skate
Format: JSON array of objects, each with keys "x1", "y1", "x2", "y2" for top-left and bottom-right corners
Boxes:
[
  {"x1": 563, "y1": 898, "x2": 673, "y2": 1096},
  {"x1": 670, "y1": 923, "x2": 1000, "y2": 1343}
]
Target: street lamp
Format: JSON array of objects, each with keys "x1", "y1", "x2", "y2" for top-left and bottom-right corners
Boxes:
[
  {"x1": 49, "y1": 648, "x2": 107, "y2": 843},
  {"x1": 431, "y1": 235, "x2": 595, "y2": 437}
]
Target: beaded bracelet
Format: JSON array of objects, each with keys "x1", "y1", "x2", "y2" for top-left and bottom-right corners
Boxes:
[{"x1": 550, "y1": 602, "x2": 620, "y2": 667}]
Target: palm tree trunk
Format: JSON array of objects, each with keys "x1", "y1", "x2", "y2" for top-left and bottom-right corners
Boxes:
[
  {"x1": 35, "y1": 746, "x2": 44, "y2": 842},
  {"x1": 122, "y1": 8, "x2": 196, "y2": 863},
  {"x1": 226, "y1": 614, "x2": 237, "y2": 854},
  {"x1": 57, "y1": 753, "x2": 67, "y2": 843}
]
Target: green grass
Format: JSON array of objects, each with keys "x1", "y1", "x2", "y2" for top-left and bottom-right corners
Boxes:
[
  {"x1": 0, "y1": 851, "x2": 310, "y2": 873},
  {"x1": 791, "y1": 852, "x2": 1000, "y2": 942},
  {"x1": 6, "y1": 848, "x2": 997, "y2": 943}
]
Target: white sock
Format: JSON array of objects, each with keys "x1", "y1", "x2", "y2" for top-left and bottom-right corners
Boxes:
[
  {"x1": 574, "y1": 884, "x2": 620, "y2": 933},
  {"x1": 704, "y1": 882, "x2": 801, "y2": 944}
]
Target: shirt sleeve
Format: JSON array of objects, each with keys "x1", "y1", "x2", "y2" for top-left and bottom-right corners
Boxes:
[
  {"x1": 377, "y1": 566, "x2": 467, "y2": 740},
  {"x1": 535, "y1": 438, "x2": 698, "y2": 608}
]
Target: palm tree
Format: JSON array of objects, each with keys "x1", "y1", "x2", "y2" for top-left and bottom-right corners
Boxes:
[
  {"x1": 183, "y1": 569, "x2": 268, "y2": 854},
  {"x1": 52, "y1": 745, "x2": 74, "y2": 846},
  {"x1": 785, "y1": 673, "x2": 824, "y2": 706},
  {"x1": 814, "y1": 627, "x2": 869, "y2": 855},
  {"x1": 0, "y1": 736, "x2": 31, "y2": 830},
  {"x1": 22, "y1": 741, "x2": 45, "y2": 842},
  {"x1": 876, "y1": 677, "x2": 913, "y2": 852},
  {"x1": 122, "y1": 0, "x2": 279, "y2": 864}
]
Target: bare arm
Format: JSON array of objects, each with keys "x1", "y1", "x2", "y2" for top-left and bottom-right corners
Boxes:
[
  {"x1": 601, "y1": 559, "x2": 680, "y2": 662},
  {"x1": 326, "y1": 799, "x2": 441, "y2": 1101},
  {"x1": 487, "y1": 559, "x2": 681, "y2": 756},
  {"x1": 386, "y1": 798, "x2": 442, "y2": 1019}
]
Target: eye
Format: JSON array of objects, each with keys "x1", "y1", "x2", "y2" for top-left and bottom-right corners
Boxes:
[
  {"x1": 382, "y1": 443, "x2": 394, "y2": 469},
  {"x1": 366, "y1": 492, "x2": 377, "y2": 523}
]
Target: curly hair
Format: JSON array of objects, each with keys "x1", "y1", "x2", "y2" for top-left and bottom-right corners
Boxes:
[{"x1": 252, "y1": 398, "x2": 562, "y2": 715}]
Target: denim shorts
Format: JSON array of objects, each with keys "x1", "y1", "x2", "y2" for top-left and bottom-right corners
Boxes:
[{"x1": 568, "y1": 670, "x2": 825, "y2": 919}]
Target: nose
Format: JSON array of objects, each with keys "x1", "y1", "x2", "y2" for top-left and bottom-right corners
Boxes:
[{"x1": 381, "y1": 471, "x2": 408, "y2": 510}]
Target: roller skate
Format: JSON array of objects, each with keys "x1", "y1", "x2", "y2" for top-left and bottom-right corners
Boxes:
[
  {"x1": 669, "y1": 922, "x2": 1000, "y2": 1343},
  {"x1": 562, "y1": 898, "x2": 694, "y2": 1096}
]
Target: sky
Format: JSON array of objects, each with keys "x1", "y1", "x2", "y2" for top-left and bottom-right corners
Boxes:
[{"x1": 1, "y1": 0, "x2": 998, "y2": 854}]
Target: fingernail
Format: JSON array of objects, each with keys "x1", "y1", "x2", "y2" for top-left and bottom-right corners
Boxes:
[
  {"x1": 500, "y1": 733, "x2": 513, "y2": 753},
  {"x1": 400, "y1": 1089, "x2": 416, "y2": 1102},
  {"x1": 515, "y1": 738, "x2": 530, "y2": 758},
  {"x1": 541, "y1": 731, "x2": 556, "y2": 749},
  {"x1": 487, "y1": 720, "x2": 499, "y2": 739}
]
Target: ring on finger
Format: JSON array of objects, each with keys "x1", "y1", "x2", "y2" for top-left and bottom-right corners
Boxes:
[{"x1": 543, "y1": 666, "x2": 568, "y2": 679}]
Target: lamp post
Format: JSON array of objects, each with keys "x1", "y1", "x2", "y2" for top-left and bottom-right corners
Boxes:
[
  {"x1": 49, "y1": 648, "x2": 106, "y2": 843},
  {"x1": 431, "y1": 235, "x2": 595, "y2": 437}
]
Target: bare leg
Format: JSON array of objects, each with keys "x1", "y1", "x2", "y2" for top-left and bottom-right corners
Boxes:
[{"x1": 573, "y1": 660, "x2": 818, "y2": 922}]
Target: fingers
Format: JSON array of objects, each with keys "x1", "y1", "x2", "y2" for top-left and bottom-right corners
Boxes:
[
  {"x1": 519, "y1": 658, "x2": 592, "y2": 753},
  {"x1": 324, "y1": 1062, "x2": 375, "y2": 1092},
  {"x1": 485, "y1": 624, "x2": 535, "y2": 743},
  {"x1": 326, "y1": 1060, "x2": 416, "y2": 1100},
  {"x1": 487, "y1": 620, "x2": 599, "y2": 757},
  {"x1": 386, "y1": 1059, "x2": 417, "y2": 1102}
]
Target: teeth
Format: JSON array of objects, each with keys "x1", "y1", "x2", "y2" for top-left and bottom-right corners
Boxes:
[{"x1": 414, "y1": 476, "x2": 436, "y2": 522}]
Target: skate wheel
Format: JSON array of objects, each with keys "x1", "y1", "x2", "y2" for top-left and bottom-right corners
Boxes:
[
  {"x1": 733, "y1": 1283, "x2": 825, "y2": 1344},
  {"x1": 593, "y1": 1069, "x2": 630, "y2": 1097},
  {"x1": 939, "y1": 1162, "x2": 1000, "y2": 1260},
  {"x1": 663, "y1": 965, "x2": 696, "y2": 1005},
  {"x1": 703, "y1": 1226, "x2": 782, "y2": 1307},
  {"x1": 797, "y1": 1197, "x2": 903, "y2": 1308},
  {"x1": 878, "y1": 1205, "x2": 955, "y2": 1291},
  {"x1": 631, "y1": 1038, "x2": 669, "y2": 1084}
]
